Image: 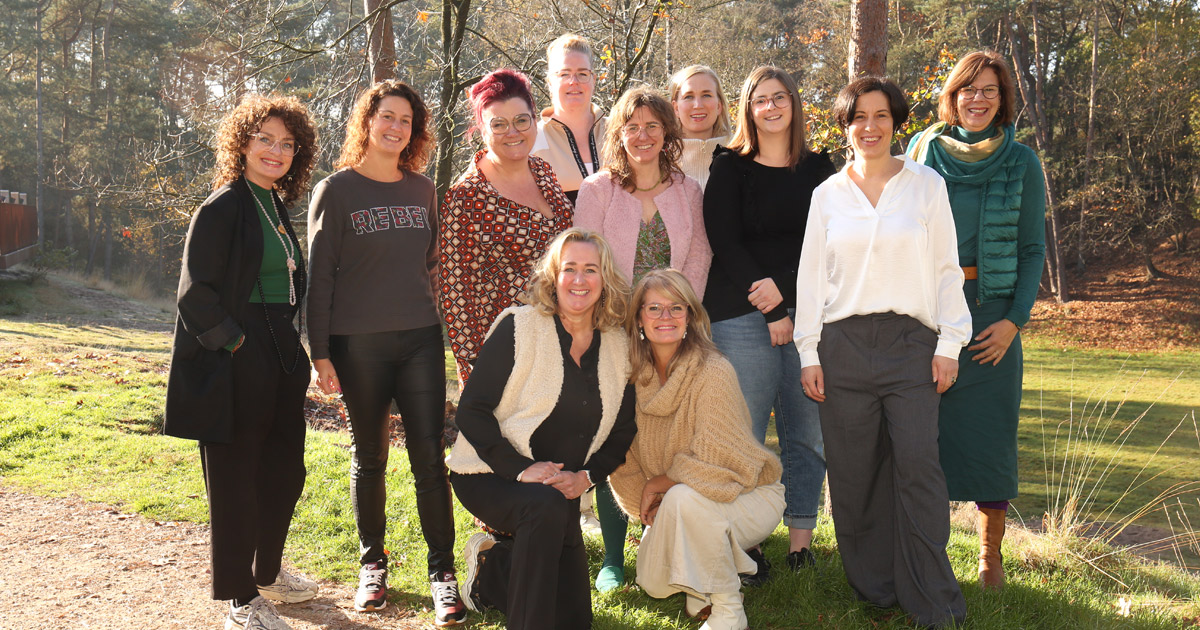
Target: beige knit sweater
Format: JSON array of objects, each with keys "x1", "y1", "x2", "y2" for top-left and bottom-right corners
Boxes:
[{"x1": 609, "y1": 350, "x2": 782, "y2": 519}]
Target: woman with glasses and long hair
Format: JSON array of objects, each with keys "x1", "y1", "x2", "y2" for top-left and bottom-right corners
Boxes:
[
  {"x1": 701, "y1": 66, "x2": 835, "y2": 582},
  {"x1": 796, "y1": 76, "x2": 969, "y2": 628},
  {"x1": 574, "y1": 86, "x2": 711, "y2": 591},
  {"x1": 165, "y1": 93, "x2": 319, "y2": 630},
  {"x1": 611, "y1": 269, "x2": 784, "y2": 630},
  {"x1": 907, "y1": 50, "x2": 1046, "y2": 590},
  {"x1": 441, "y1": 68, "x2": 574, "y2": 385},
  {"x1": 306, "y1": 80, "x2": 465, "y2": 626},
  {"x1": 532, "y1": 33, "x2": 607, "y2": 203},
  {"x1": 666, "y1": 65, "x2": 733, "y2": 189}
]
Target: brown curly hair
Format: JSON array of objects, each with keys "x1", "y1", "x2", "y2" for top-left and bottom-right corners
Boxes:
[
  {"x1": 601, "y1": 86, "x2": 683, "y2": 191},
  {"x1": 336, "y1": 80, "x2": 434, "y2": 173},
  {"x1": 212, "y1": 93, "x2": 317, "y2": 206}
]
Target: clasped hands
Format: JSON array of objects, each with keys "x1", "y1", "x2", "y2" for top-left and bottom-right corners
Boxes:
[{"x1": 518, "y1": 461, "x2": 591, "y2": 500}]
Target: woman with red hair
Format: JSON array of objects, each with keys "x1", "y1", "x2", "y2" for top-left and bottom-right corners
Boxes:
[{"x1": 441, "y1": 68, "x2": 574, "y2": 385}]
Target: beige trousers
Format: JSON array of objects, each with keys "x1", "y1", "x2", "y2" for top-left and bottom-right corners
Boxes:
[{"x1": 635, "y1": 482, "x2": 785, "y2": 600}]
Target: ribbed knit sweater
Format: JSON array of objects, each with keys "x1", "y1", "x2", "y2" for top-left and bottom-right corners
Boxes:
[
  {"x1": 678, "y1": 136, "x2": 728, "y2": 190},
  {"x1": 609, "y1": 350, "x2": 782, "y2": 519}
]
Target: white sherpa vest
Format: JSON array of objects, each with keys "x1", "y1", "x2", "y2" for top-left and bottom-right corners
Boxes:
[{"x1": 446, "y1": 305, "x2": 631, "y2": 475}]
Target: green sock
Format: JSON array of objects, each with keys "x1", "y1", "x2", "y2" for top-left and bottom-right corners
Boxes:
[{"x1": 595, "y1": 481, "x2": 626, "y2": 568}]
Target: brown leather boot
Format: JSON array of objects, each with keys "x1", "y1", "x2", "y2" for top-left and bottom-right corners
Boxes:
[{"x1": 978, "y1": 507, "x2": 1007, "y2": 589}]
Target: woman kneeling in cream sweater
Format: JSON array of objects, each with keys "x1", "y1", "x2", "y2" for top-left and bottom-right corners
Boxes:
[{"x1": 610, "y1": 269, "x2": 784, "y2": 630}]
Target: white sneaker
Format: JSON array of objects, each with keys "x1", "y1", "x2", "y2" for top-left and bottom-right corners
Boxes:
[
  {"x1": 257, "y1": 568, "x2": 319, "y2": 603},
  {"x1": 460, "y1": 532, "x2": 496, "y2": 612},
  {"x1": 579, "y1": 489, "x2": 602, "y2": 535},
  {"x1": 226, "y1": 596, "x2": 294, "y2": 630}
]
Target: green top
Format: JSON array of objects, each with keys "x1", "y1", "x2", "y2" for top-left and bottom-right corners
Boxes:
[
  {"x1": 247, "y1": 180, "x2": 295, "y2": 304},
  {"x1": 913, "y1": 124, "x2": 1046, "y2": 327}
]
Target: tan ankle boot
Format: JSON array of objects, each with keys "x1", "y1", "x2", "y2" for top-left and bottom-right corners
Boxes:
[{"x1": 978, "y1": 507, "x2": 1006, "y2": 589}]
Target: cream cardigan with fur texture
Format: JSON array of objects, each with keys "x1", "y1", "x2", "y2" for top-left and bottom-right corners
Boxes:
[{"x1": 446, "y1": 305, "x2": 631, "y2": 475}]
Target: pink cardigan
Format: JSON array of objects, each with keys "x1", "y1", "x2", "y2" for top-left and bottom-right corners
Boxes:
[{"x1": 575, "y1": 171, "x2": 712, "y2": 298}]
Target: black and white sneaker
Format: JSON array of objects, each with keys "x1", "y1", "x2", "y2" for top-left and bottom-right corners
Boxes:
[
  {"x1": 354, "y1": 560, "x2": 388, "y2": 612},
  {"x1": 430, "y1": 570, "x2": 467, "y2": 626},
  {"x1": 226, "y1": 596, "x2": 293, "y2": 630},
  {"x1": 460, "y1": 532, "x2": 496, "y2": 613}
]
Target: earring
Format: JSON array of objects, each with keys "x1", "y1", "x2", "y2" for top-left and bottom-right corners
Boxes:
[
  {"x1": 638, "y1": 327, "x2": 645, "y2": 341},
  {"x1": 682, "y1": 328, "x2": 687, "y2": 339}
]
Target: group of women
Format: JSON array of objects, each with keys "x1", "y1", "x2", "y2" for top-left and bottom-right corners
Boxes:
[{"x1": 165, "y1": 29, "x2": 1045, "y2": 630}]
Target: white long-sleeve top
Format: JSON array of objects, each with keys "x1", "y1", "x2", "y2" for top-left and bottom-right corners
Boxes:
[{"x1": 793, "y1": 155, "x2": 971, "y2": 367}]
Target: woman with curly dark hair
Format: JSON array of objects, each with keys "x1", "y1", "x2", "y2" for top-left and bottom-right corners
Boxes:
[
  {"x1": 164, "y1": 93, "x2": 319, "y2": 630},
  {"x1": 305, "y1": 80, "x2": 465, "y2": 626}
]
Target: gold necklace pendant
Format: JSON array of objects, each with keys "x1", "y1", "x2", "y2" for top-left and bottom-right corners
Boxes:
[{"x1": 278, "y1": 225, "x2": 287, "y2": 235}]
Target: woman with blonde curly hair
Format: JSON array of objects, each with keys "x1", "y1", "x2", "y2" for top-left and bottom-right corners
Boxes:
[
  {"x1": 165, "y1": 93, "x2": 319, "y2": 630},
  {"x1": 449, "y1": 228, "x2": 637, "y2": 630},
  {"x1": 305, "y1": 80, "x2": 465, "y2": 625},
  {"x1": 611, "y1": 269, "x2": 784, "y2": 630},
  {"x1": 574, "y1": 85, "x2": 710, "y2": 590}
]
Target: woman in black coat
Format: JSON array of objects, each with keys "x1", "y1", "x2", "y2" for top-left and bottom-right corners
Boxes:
[{"x1": 164, "y1": 94, "x2": 319, "y2": 630}]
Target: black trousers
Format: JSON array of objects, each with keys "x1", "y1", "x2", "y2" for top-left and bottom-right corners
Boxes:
[
  {"x1": 451, "y1": 472, "x2": 591, "y2": 630},
  {"x1": 200, "y1": 303, "x2": 310, "y2": 601},
  {"x1": 329, "y1": 324, "x2": 454, "y2": 573},
  {"x1": 818, "y1": 313, "x2": 966, "y2": 628}
]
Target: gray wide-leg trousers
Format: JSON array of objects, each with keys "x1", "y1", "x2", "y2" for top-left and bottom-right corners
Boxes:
[{"x1": 817, "y1": 313, "x2": 966, "y2": 628}]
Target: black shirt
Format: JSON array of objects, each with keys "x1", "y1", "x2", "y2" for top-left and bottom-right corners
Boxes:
[
  {"x1": 454, "y1": 314, "x2": 636, "y2": 480},
  {"x1": 702, "y1": 147, "x2": 835, "y2": 323}
]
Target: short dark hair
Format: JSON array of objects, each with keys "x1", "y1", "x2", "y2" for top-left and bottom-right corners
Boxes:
[
  {"x1": 831, "y1": 76, "x2": 909, "y2": 131},
  {"x1": 469, "y1": 68, "x2": 537, "y2": 135},
  {"x1": 938, "y1": 50, "x2": 1016, "y2": 128}
]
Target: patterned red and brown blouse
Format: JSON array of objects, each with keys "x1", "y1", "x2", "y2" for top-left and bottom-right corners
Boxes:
[{"x1": 439, "y1": 150, "x2": 574, "y2": 384}]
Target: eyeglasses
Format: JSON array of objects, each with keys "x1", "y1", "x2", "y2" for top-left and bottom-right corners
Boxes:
[
  {"x1": 621, "y1": 122, "x2": 664, "y2": 138},
  {"x1": 958, "y1": 85, "x2": 1000, "y2": 100},
  {"x1": 488, "y1": 114, "x2": 534, "y2": 135},
  {"x1": 642, "y1": 303, "x2": 688, "y2": 319},
  {"x1": 249, "y1": 133, "x2": 298, "y2": 156},
  {"x1": 554, "y1": 70, "x2": 594, "y2": 84},
  {"x1": 750, "y1": 92, "x2": 792, "y2": 110}
]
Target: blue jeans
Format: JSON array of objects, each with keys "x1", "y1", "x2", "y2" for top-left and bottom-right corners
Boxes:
[{"x1": 711, "y1": 309, "x2": 825, "y2": 530}]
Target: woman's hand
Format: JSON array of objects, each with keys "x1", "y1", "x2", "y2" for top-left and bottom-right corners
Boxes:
[
  {"x1": 312, "y1": 358, "x2": 341, "y2": 395},
  {"x1": 545, "y1": 470, "x2": 591, "y2": 500},
  {"x1": 801, "y1": 365, "x2": 826, "y2": 402},
  {"x1": 519, "y1": 461, "x2": 564, "y2": 484},
  {"x1": 766, "y1": 316, "x2": 794, "y2": 347},
  {"x1": 967, "y1": 319, "x2": 1019, "y2": 366},
  {"x1": 932, "y1": 356, "x2": 959, "y2": 394},
  {"x1": 640, "y1": 474, "x2": 677, "y2": 526},
  {"x1": 748, "y1": 278, "x2": 783, "y2": 313}
]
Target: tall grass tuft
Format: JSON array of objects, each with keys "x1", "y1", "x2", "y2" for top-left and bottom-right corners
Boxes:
[{"x1": 1030, "y1": 361, "x2": 1200, "y2": 583}]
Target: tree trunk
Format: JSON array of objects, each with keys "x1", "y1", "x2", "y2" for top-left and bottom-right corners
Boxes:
[
  {"x1": 364, "y1": 0, "x2": 396, "y2": 82},
  {"x1": 36, "y1": 2, "x2": 45, "y2": 250},
  {"x1": 1009, "y1": 6, "x2": 1068, "y2": 303},
  {"x1": 848, "y1": 0, "x2": 887, "y2": 78},
  {"x1": 1079, "y1": 3, "x2": 1099, "y2": 270},
  {"x1": 102, "y1": 205, "x2": 113, "y2": 281},
  {"x1": 433, "y1": 0, "x2": 471, "y2": 200},
  {"x1": 84, "y1": 197, "x2": 98, "y2": 274}
]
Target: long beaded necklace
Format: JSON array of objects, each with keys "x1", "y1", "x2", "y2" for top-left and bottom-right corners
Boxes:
[{"x1": 247, "y1": 178, "x2": 297, "y2": 306}]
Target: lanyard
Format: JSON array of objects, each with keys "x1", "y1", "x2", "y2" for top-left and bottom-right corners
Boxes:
[{"x1": 556, "y1": 118, "x2": 600, "y2": 179}]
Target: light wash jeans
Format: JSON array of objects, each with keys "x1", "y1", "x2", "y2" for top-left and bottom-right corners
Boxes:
[{"x1": 711, "y1": 309, "x2": 825, "y2": 530}]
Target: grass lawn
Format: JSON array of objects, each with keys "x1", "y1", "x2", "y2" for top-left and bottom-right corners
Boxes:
[{"x1": 2, "y1": 272, "x2": 1199, "y2": 628}]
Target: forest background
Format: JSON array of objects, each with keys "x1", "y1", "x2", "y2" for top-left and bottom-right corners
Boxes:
[{"x1": 2, "y1": 0, "x2": 1198, "y2": 295}]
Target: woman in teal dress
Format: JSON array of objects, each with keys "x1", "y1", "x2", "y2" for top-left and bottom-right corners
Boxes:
[{"x1": 908, "y1": 50, "x2": 1046, "y2": 590}]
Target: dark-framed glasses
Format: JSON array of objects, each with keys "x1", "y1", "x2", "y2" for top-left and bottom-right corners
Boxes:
[
  {"x1": 488, "y1": 114, "x2": 534, "y2": 135},
  {"x1": 622, "y1": 122, "x2": 664, "y2": 138},
  {"x1": 250, "y1": 133, "x2": 298, "y2": 156},
  {"x1": 750, "y1": 92, "x2": 792, "y2": 110},
  {"x1": 958, "y1": 85, "x2": 1000, "y2": 100},
  {"x1": 642, "y1": 303, "x2": 688, "y2": 319}
]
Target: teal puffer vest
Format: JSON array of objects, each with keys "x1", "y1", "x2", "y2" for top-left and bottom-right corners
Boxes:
[{"x1": 910, "y1": 124, "x2": 1027, "y2": 304}]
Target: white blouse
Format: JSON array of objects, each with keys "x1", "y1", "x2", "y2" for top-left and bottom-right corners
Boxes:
[{"x1": 793, "y1": 155, "x2": 971, "y2": 367}]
